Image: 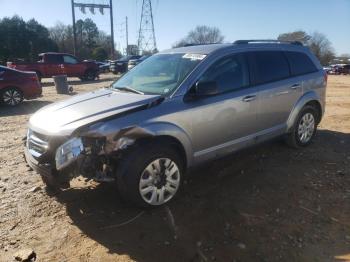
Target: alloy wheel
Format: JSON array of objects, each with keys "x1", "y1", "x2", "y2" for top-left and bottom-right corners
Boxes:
[
  {"x1": 297, "y1": 113, "x2": 315, "y2": 143},
  {"x1": 139, "y1": 158, "x2": 180, "y2": 205},
  {"x1": 2, "y1": 88, "x2": 23, "y2": 106}
]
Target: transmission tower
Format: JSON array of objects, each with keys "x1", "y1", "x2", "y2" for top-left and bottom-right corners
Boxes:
[{"x1": 137, "y1": 0, "x2": 157, "y2": 54}]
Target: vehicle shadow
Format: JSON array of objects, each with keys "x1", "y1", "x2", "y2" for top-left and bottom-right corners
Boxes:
[
  {"x1": 0, "y1": 100, "x2": 52, "y2": 117},
  {"x1": 53, "y1": 129, "x2": 350, "y2": 261}
]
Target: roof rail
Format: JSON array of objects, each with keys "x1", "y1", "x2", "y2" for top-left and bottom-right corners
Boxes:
[
  {"x1": 183, "y1": 43, "x2": 216, "y2": 47},
  {"x1": 233, "y1": 39, "x2": 303, "y2": 46}
]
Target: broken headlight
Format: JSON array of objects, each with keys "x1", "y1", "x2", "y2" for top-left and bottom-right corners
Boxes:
[{"x1": 55, "y1": 137, "x2": 84, "y2": 170}]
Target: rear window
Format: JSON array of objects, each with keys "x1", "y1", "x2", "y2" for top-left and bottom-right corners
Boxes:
[
  {"x1": 285, "y1": 51, "x2": 317, "y2": 76},
  {"x1": 250, "y1": 51, "x2": 290, "y2": 85}
]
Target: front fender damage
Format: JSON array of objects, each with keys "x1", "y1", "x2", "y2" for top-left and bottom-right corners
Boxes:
[
  {"x1": 55, "y1": 96, "x2": 165, "y2": 183},
  {"x1": 81, "y1": 125, "x2": 155, "y2": 154},
  {"x1": 73, "y1": 125, "x2": 155, "y2": 182}
]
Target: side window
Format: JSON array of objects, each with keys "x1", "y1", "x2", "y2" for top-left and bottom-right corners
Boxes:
[
  {"x1": 251, "y1": 51, "x2": 290, "y2": 85},
  {"x1": 46, "y1": 55, "x2": 63, "y2": 64},
  {"x1": 285, "y1": 51, "x2": 317, "y2": 76},
  {"x1": 199, "y1": 53, "x2": 249, "y2": 93},
  {"x1": 63, "y1": 56, "x2": 78, "y2": 64}
]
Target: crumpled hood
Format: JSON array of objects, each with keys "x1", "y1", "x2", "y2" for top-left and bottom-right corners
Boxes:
[{"x1": 29, "y1": 88, "x2": 160, "y2": 136}]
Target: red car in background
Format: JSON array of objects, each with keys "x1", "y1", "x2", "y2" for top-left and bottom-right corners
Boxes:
[
  {"x1": 7, "y1": 53, "x2": 99, "y2": 81},
  {"x1": 0, "y1": 66, "x2": 42, "y2": 106}
]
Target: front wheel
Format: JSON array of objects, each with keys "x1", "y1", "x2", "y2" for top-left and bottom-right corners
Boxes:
[
  {"x1": 116, "y1": 143, "x2": 184, "y2": 207},
  {"x1": 40, "y1": 172, "x2": 70, "y2": 190},
  {"x1": 285, "y1": 105, "x2": 318, "y2": 148},
  {"x1": 1, "y1": 87, "x2": 23, "y2": 106}
]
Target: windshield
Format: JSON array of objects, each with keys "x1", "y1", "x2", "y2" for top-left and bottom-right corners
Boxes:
[{"x1": 112, "y1": 53, "x2": 206, "y2": 95}]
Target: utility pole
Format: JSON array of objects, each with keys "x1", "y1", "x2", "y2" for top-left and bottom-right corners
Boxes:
[
  {"x1": 109, "y1": 0, "x2": 115, "y2": 59},
  {"x1": 125, "y1": 16, "x2": 129, "y2": 55},
  {"x1": 71, "y1": 0, "x2": 115, "y2": 59},
  {"x1": 137, "y1": 0, "x2": 157, "y2": 55},
  {"x1": 71, "y1": 0, "x2": 77, "y2": 56}
]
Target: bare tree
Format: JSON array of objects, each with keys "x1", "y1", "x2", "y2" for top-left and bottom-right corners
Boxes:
[
  {"x1": 278, "y1": 30, "x2": 335, "y2": 65},
  {"x1": 308, "y1": 32, "x2": 335, "y2": 65},
  {"x1": 173, "y1": 25, "x2": 224, "y2": 47},
  {"x1": 277, "y1": 30, "x2": 310, "y2": 45},
  {"x1": 49, "y1": 22, "x2": 74, "y2": 54}
]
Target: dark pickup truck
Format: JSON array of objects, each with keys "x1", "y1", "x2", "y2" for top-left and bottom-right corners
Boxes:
[{"x1": 7, "y1": 53, "x2": 99, "y2": 81}]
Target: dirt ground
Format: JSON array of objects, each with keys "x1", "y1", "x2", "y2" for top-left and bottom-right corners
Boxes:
[{"x1": 0, "y1": 74, "x2": 349, "y2": 262}]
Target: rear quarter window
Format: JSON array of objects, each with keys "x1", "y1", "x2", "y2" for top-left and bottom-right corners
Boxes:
[
  {"x1": 285, "y1": 51, "x2": 317, "y2": 76},
  {"x1": 250, "y1": 51, "x2": 290, "y2": 85}
]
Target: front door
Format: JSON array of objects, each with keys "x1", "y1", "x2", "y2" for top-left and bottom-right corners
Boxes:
[
  {"x1": 185, "y1": 53, "x2": 259, "y2": 163},
  {"x1": 62, "y1": 55, "x2": 80, "y2": 77}
]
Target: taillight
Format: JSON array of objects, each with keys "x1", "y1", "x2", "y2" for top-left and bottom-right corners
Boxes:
[
  {"x1": 30, "y1": 75, "x2": 38, "y2": 81},
  {"x1": 324, "y1": 70, "x2": 328, "y2": 84},
  {"x1": 6, "y1": 62, "x2": 15, "y2": 69}
]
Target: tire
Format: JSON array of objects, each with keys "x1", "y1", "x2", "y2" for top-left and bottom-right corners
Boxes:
[
  {"x1": 0, "y1": 87, "x2": 24, "y2": 106},
  {"x1": 116, "y1": 142, "x2": 184, "y2": 207},
  {"x1": 285, "y1": 105, "x2": 318, "y2": 148},
  {"x1": 40, "y1": 172, "x2": 70, "y2": 190},
  {"x1": 82, "y1": 70, "x2": 97, "y2": 81}
]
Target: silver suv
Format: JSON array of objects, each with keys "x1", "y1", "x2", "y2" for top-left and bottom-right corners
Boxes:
[{"x1": 24, "y1": 40, "x2": 327, "y2": 207}]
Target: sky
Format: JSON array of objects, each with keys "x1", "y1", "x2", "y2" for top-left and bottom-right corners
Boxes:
[{"x1": 0, "y1": 0, "x2": 349, "y2": 55}]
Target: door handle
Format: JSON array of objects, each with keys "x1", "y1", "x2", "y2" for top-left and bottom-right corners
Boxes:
[
  {"x1": 242, "y1": 95, "x2": 256, "y2": 102},
  {"x1": 290, "y1": 83, "x2": 301, "y2": 89},
  {"x1": 276, "y1": 91, "x2": 289, "y2": 96}
]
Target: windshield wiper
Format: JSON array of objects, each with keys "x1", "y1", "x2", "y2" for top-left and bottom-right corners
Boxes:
[{"x1": 113, "y1": 86, "x2": 144, "y2": 95}]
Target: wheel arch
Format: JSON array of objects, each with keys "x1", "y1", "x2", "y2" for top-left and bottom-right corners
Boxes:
[
  {"x1": 136, "y1": 135, "x2": 188, "y2": 170},
  {"x1": 287, "y1": 91, "x2": 323, "y2": 131},
  {"x1": 1, "y1": 85, "x2": 23, "y2": 94},
  {"x1": 135, "y1": 122, "x2": 193, "y2": 169}
]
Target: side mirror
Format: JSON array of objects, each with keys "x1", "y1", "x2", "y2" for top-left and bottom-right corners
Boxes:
[{"x1": 191, "y1": 81, "x2": 219, "y2": 98}]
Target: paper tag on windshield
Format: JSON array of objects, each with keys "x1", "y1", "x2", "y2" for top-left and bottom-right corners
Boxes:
[{"x1": 183, "y1": 54, "x2": 206, "y2": 61}]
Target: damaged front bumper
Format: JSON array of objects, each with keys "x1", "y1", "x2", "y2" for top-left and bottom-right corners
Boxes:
[
  {"x1": 24, "y1": 146, "x2": 55, "y2": 177},
  {"x1": 24, "y1": 124, "x2": 155, "y2": 183}
]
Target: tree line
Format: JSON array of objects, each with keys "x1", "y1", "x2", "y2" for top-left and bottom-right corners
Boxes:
[
  {"x1": 0, "y1": 15, "x2": 340, "y2": 65},
  {"x1": 0, "y1": 15, "x2": 118, "y2": 63},
  {"x1": 173, "y1": 26, "x2": 337, "y2": 65}
]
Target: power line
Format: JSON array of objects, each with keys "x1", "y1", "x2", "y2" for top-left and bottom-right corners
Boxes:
[{"x1": 71, "y1": 0, "x2": 115, "y2": 59}]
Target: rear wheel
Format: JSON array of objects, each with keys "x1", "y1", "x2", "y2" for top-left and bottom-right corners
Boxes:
[
  {"x1": 116, "y1": 142, "x2": 184, "y2": 207},
  {"x1": 82, "y1": 70, "x2": 97, "y2": 81},
  {"x1": 285, "y1": 105, "x2": 318, "y2": 148},
  {"x1": 1, "y1": 87, "x2": 23, "y2": 106}
]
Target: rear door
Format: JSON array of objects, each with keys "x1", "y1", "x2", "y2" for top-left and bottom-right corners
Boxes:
[{"x1": 248, "y1": 51, "x2": 301, "y2": 134}]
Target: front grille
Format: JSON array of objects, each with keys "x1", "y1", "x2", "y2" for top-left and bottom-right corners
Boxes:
[{"x1": 27, "y1": 129, "x2": 49, "y2": 158}]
